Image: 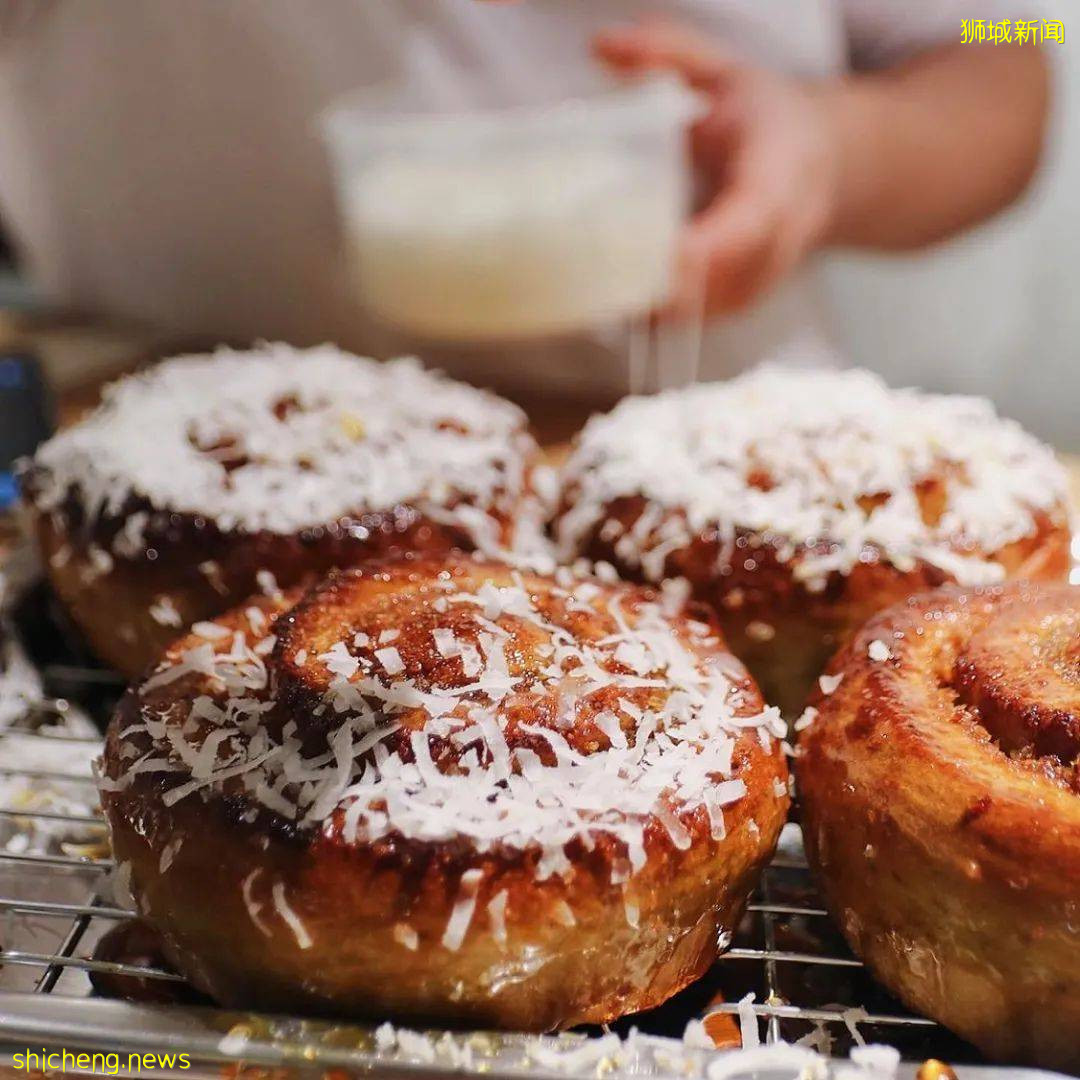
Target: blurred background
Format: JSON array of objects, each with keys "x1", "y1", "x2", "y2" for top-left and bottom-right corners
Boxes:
[
  {"x1": 0, "y1": 0, "x2": 1076, "y2": 448},
  {"x1": 825, "y1": 0, "x2": 1077, "y2": 451}
]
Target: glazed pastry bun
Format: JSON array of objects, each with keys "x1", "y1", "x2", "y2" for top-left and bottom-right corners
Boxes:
[
  {"x1": 555, "y1": 366, "x2": 1070, "y2": 714},
  {"x1": 22, "y1": 345, "x2": 540, "y2": 676},
  {"x1": 99, "y1": 555, "x2": 789, "y2": 1030},
  {"x1": 796, "y1": 582, "x2": 1080, "y2": 1071}
]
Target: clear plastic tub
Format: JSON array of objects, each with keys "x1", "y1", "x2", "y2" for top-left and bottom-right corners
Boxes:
[{"x1": 321, "y1": 77, "x2": 698, "y2": 342}]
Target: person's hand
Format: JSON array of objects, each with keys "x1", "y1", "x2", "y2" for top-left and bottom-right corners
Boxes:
[{"x1": 594, "y1": 19, "x2": 839, "y2": 318}]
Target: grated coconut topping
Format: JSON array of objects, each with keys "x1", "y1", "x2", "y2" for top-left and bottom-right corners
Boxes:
[
  {"x1": 557, "y1": 365, "x2": 1066, "y2": 589},
  {"x1": 105, "y1": 566, "x2": 784, "y2": 896},
  {"x1": 27, "y1": 344, "x2": 535, "y2": 546}
]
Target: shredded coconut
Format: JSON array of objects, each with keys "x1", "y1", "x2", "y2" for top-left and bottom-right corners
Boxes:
[
  {"x1": 680, "y1": 1019, "x2": 714, "y2": 1051},
  {"x1": 241, "y1": 869, "x2": 272, "y2": 937},
  {"x1": 271, "y1": 880, "x2": 313, "y2": 949},
  {"x1": 867, "y1": 640, "x2": 892, "y2": 663},
  {"x1": 558, "y1": 364, "x2": 1066, "y2": 589},
  {"x1": 737, "y1": 992, "x2": 760, "y2": 1049},
  {"x1": 149, "y1": 596, "x2": 182, "y2": 627},
  {"x1": 488, "y1": 890, "x2": 509, "y2": 945},
  {"x1": 106, "y1": 564, "x2": 784, "y2": 894},
  {"x1": 25, "y1": 345, "x2": 536, "y2": 554},
  {"x1": 442, "y1": 868, "x2": 484, "y2": 951},
  {"x1": 848, "y1": 1045, "x2": 901, "y2": 1076},
  {"x1": 393, "y1": 922, "x2": 419, "y2": 951},
  {"x1": 287, "y1": 1018, "x2": 902, "y2": 1080},
  {"x1": 819, "y1": 673, "x2": 844, "y2": 695},
  {"x1": 841, "y1": 1006, "x2": 870, "y2": 1046},
  {"x1": 0, "y1": 568, "x2": 102, "y2": 855},
  {"x1": 375, "y1": 646, "x2": 405, "y2": 675}
]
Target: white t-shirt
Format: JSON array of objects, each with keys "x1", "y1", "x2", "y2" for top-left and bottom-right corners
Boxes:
[{"x1": 0, "y1": 0, "x2": 1012, "y2": 396}]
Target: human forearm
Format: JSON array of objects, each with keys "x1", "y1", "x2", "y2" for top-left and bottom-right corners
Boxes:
[{"x1": 818, "y1": 42, "x2": 1050, "y2": 250}]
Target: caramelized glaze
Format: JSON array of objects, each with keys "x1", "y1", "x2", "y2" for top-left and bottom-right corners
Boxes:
[
  {"x1": 100, "y1": 556, "x2": 788, "y2": 1030},
  {"x1": 796, "y1": 582, "x2": 1080, "y2": 1070}
]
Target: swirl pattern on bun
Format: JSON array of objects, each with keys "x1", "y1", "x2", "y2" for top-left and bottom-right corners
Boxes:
[
  {"x1": 23, "y1": 346, "x2": 540, "y2": 675},
  {"x1": 99, "y1": 556, "x2": 788, "y2": 1029},
  {"x1": 796, "y1": 582, "x2": 1080, "y2": 1071},
  {"x1": 555, "y1": 366, "x2": 1070, "y2": 713}
]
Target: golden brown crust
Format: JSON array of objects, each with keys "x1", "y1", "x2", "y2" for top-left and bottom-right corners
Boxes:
[
  {"x1": 795, "y1": 582, "x2": 1080, "y2": 1070},
  {"x1": 23, "y1": 348, "x2": 540, "y2": 678},
  {"x1": 560, "y1": 492, "x2": 1070, "y2": 716},
  {"x1": 101, "y1": 557, "x2": 788, "y2": 1029},
  {"x1": 32, "y1": 500, "x2": 512, "y2": 677},
  {"x1": 555, "y1": 366, "x2": 1072, "y2": 717}
]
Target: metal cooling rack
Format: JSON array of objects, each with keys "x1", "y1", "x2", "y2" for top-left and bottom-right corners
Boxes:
[{"x1": 0, "y1": 656, "x2": 1061, "y2": 1077}]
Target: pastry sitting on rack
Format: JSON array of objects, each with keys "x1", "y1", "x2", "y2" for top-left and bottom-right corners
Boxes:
[
  {"x1": 21, "y1": 344, "x2": 540, "y2": 677},
  {"x1": 554, "y1": 365, "x2": 1070, "y2": 715},
  {"x1": 98, "y1": 555, "x2": 789, "y2": 1030},
  {"x1": 796, "y1": 582, "x2": 1080, "y2": 1071}
]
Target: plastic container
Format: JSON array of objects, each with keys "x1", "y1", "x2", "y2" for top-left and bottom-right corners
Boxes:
[{"x1": 321, "y1": 77, "x2": 698, "y2": 342}]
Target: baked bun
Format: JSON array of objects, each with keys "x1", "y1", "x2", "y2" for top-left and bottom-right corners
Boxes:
[
  {"x1": 23, "y1": 346, "x2": 540, "y2": 676},
  {"x1": 99, "y1": 555, "x2": 788, "y2": 1030},
  {"x1": 555, "y1": 366, "x2": 1070, "y2": 714},
  {"x1": 796, "y1": 582, "x2": 1080, "y2": 1070}
]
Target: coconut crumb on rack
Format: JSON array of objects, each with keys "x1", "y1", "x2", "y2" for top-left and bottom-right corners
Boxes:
[
  {"x1": 841, "y1": 1006, "x2": 870, "y2": 1047},
  {"x1": 0, "y1": 728, "x2": 101, "y2": 855},
  {"x1": 356, "y1": 1022, "x2": 904, "y2": 1080},
  {"x1": 1, "y1": 569, "x2": 102, "y2": 854},
  {"x1": 736, "y1": 992, "x2": 760, "y2": 1049},
  {"x1": 557, "y1": 364, "x2": 1066, "y2": 590},
  {"x1": 0, "y1": 569, "x2": 43, "y2": 728}
]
